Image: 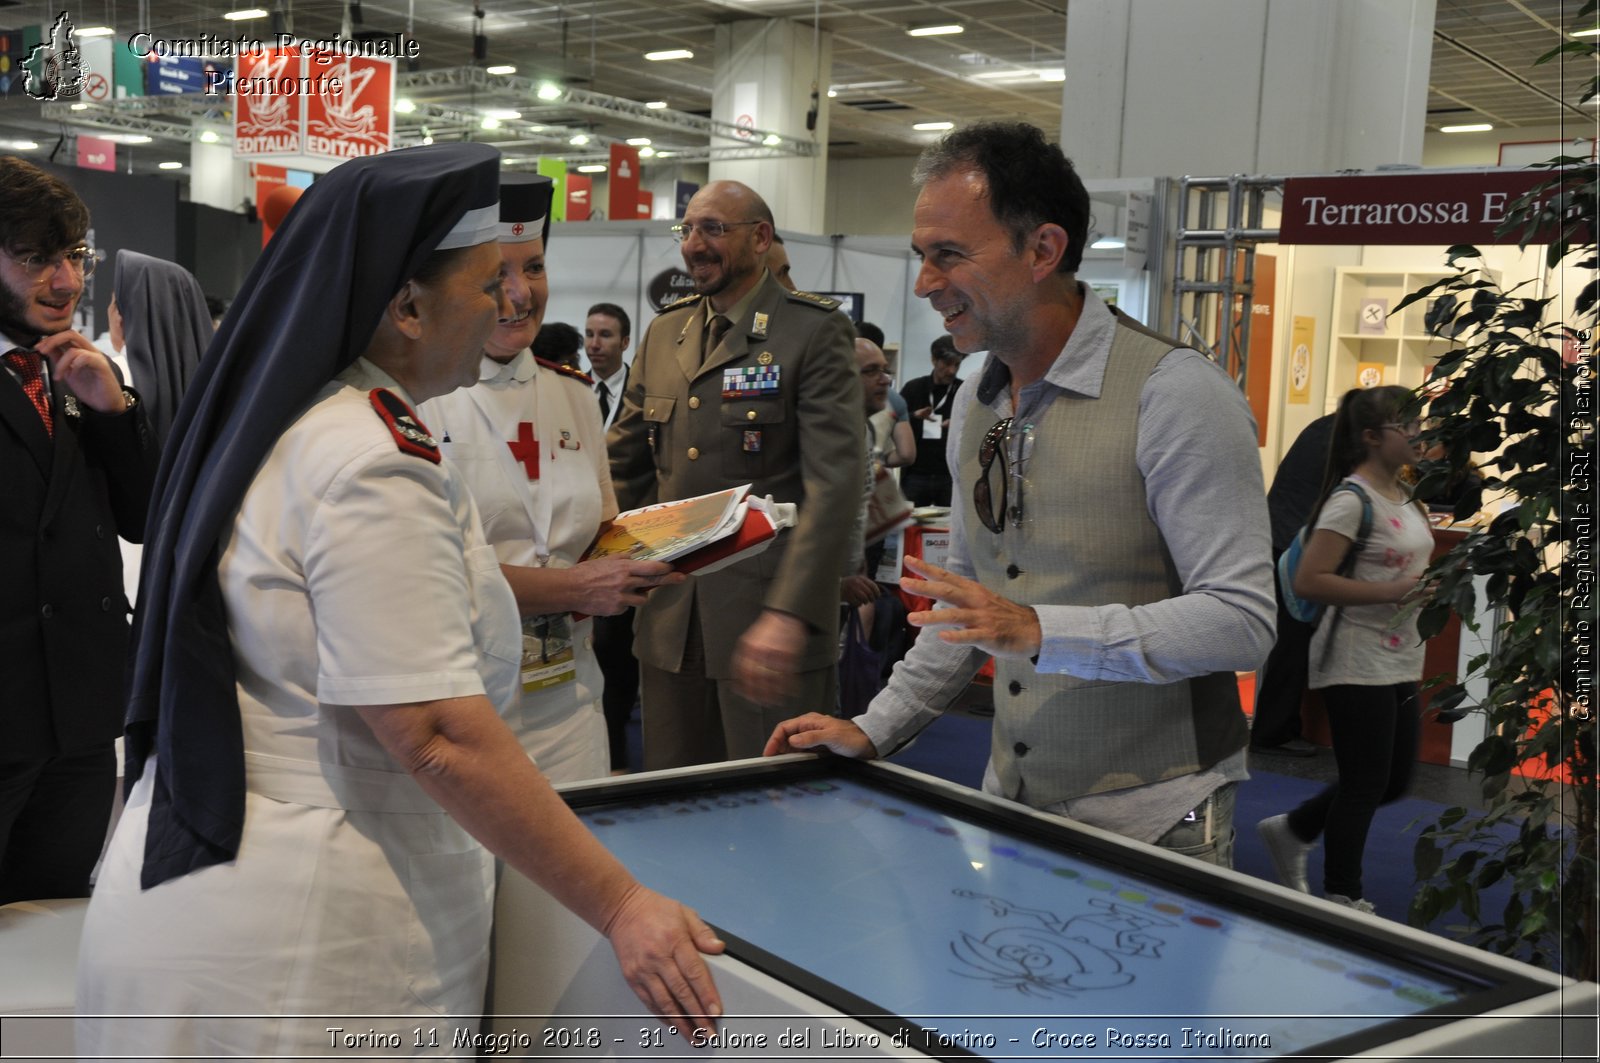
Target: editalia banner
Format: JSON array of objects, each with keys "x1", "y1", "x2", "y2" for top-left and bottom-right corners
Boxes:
[{"x1": 233, "y1": 47, "x2": 394, "y2": 171}]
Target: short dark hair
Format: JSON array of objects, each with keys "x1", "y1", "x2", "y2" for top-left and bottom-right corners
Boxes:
[
  {"x1": 856, "y1": 321, "x2": 885, "y2": 348},
  {"x1": 587, "y1": 301, "x2": 631, "y2": 339},
  {"x1": 0, "y1": 156, "x2": 90, "y2": 256},
  {"x1": 532, "y1": 321, "x2": 583, "y2": 369},
  {"x1": 912, "y1": 122, "x2": 1090, "y2": 274},
  {"x1": 930, "y1": 334, "x2": 960, "y2": 363}
]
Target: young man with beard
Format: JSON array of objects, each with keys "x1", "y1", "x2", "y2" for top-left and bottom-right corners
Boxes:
[
  {"x1": 609, "y1": 180, "x2": 861, "y2": 769},
  {"x1": 0, "y1": 156, "x2": 157, "y2": 902}
]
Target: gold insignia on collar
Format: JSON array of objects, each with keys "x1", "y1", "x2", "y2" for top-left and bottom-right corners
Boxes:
[
  {"x1": 757, "y1": 350, "x2": 774, "y2": 365},
  {"x1": 752, "y1": 312, "x2": 769, "y2": 338}
]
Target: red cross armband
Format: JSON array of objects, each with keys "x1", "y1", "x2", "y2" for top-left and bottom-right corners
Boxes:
[{"x1": 368, "y1": 388, "x2": 441, "y2": 464}]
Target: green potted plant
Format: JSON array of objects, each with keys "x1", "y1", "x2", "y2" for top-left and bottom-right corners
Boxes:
[{"x1": 1396, "y1": 17, "x2": 1596, "y2": 980}]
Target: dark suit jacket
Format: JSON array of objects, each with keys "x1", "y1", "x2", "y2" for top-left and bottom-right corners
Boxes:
[
  {"x1": 608, "y1": 276, "x2": 863, "y2": 677},
  {"x1": 2, "y1": 367, "x2": 158, "y2": 762}
]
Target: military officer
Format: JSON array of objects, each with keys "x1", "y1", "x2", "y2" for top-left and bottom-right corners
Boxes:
[{"x1": 608, "y1": 180, "x2": 862, "y2": 769}]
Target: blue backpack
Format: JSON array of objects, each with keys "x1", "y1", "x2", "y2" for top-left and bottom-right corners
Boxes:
[{"x1": 1277, "y1": 482, "x2": 1374, "y2": 625}]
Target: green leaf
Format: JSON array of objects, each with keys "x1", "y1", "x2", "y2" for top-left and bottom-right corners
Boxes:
[{"x1": 1415, "y1": 834, "x2": 1443, "y2": 880}]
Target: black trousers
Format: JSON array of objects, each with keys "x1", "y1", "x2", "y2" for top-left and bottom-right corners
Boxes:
[
  {"x1": 0, "y1": 743, "x2": 117, "y2": 904},
  {"x1": 593, "y1": 608, "x2": 639, "y2": 771},
  {"x1": 1286, "y1": 682, "x2": 1420, "y2": 899}
]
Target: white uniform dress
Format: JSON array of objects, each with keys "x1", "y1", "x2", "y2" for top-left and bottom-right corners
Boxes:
[
  {"x1": 419, "y1": 350, "x2": 615, "y2": 783},
  {"x1": 76, "y1": 359, "x2": 522, "y2": 1057}
]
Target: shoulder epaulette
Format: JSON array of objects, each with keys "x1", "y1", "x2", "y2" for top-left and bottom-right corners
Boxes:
[
  {"x1": 786, "y1": 289, "x2": 841, "y2": 311},
  {"x1": 368, "y1": 388, "x2": 440, "y2": 464},
  {"x1": 661, "y1": 293, "x2": 705, "y2": 312},
  {"x1": 535, "y1": 357, "x2": 594, "y2": 385}
]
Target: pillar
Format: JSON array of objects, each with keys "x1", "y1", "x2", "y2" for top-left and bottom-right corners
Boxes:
[
  {"x1": 711, "y1": 19, "x2": 831, "y2": 234},
  {"x1": 1061, "y1": 0, "x2": 1436, "y2": 178}
]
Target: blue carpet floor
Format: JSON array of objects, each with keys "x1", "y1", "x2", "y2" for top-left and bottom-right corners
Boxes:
[{"x1": 885, "y1": 709, "x2": 1526, "y2": 955}]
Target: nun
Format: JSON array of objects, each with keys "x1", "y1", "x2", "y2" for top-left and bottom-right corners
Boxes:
[
  {"x1": 418, "y1": 176, "x2": 680, "y2": 783},
  {"x1": 76, "y1": 143, "x2": 722, "y2": 1056},
  {"x1": 105, "y1": 249, "x2": 212, "y2": 446}
]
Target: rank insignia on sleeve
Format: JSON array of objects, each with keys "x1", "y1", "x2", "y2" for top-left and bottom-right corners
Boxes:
[{"x1": 369, "y1": 388, "x2": 441, "y2": 464}]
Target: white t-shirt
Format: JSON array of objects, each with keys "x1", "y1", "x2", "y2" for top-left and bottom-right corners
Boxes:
[{"x1": 1308, "y1": 476, "x2": 1435, "y2": 689}]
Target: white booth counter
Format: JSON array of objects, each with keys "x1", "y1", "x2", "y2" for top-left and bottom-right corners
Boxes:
[{"x1": 487, "y1": 756, "x2": 1597, "y2": 1062}]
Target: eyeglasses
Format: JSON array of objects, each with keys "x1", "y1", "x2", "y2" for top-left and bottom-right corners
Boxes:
[
  {"x1": 1380, "y1": 422, "x2": 1421, "y2": 440},
  {"x1": 669, "y1": 220, "x2": 760, "y2": 242},
  {"x1": 3, "y1": 245, "x2": 100, "y2": 281},
  {"x1": 860, "y1": 365, "x2": 890, "y2": 378}
]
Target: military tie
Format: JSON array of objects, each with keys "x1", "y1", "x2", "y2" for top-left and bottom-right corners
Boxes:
[
  {"x1": 704, "y1": 314, "x2": 732, "y2": 364},
  {"x1": 596, "y1": 381, "x2": 611, "y2": 423},
  {"x1": 4, "y1": 348, "x2": 52, "y2": 437}
]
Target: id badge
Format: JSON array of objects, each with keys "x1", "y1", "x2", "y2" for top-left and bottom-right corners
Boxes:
[
  {"x1": 924, "y1": 418, "x2": 943, "y2": 440},
  {"x1": 520, "y1": 614, "x2": 577, "y2": 692}
]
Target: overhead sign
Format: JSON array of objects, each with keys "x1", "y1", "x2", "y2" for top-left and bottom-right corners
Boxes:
[
  {"x1": 232, "y1": 47, "x2": 394, "y2": 172},
  {"x1": 1279, "y1": 171, "x2": 1559, "y2": 245},
  {"x1": 607, "y1": 142, "x2": 640, "y2": 223}
]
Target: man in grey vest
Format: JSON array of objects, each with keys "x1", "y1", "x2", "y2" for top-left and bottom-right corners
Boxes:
[{"x1": 766, "y1": 122, "x2": 1275, "y2": 866}]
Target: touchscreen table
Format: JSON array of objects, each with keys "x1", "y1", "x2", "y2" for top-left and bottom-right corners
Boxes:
[{"x1": 563, "y1": 763, "x2": 1546, "y2": 1060}]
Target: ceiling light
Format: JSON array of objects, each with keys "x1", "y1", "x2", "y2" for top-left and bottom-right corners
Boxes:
[
  {"x1": 198, "y1": 130, "x2": 220, "y2": 143},
  {"x1": 656, "y1": 151, "x2": 674, "y2": 159},
  {"x1": 577, "y1": 164, "x2": 607, "y2": 173},
  {"x1": 826, "y1": 89, "x2": 837, "y2": 98},
  {"x1": 913, "y1": 121, "x2": 953, "y2": 131},
  {"x1": 485, "y1": 109, "x2": 521, "y2": 120},
  {"x1": 536, "y1": 82, "x2": 564, "y2": 101},
  {"x1": 480, "y1": 116, "x2": 502, "y2": 130},
  {"x1": 762, "y1": 133, "x2": 782, "y2": 146},
  {"x1": 486, "y1": 64, "x2": 516, "y2": 76},
  {"x1": 7, "y1": 140, "x2": 39, "y2": 150},
  {"x1": 907, "y1": 24, "x2": 963, "y2": 37},
  {"x1": 644, "y1": 49, "x2": 694, "y2": 62},
  {"x1": 76, "y1": 26, "x2": 114, "y2": 37},
  {"x1": 645, "y1": 100, "x2": 668, "y2": 109},
  {"x1": 70, "y1": 103, "x2": 89, "y2": 111},
  {"x1": 1440, "y1": 123, "x2": 1493, "y2": 133},
  {"x1": 223, "y1": 8, "x2": 268, "y2": 20},
  {"x1": 971, "y1": 69, "x2": 1035, "y2": 81},
  {"x1": 1571, "y1": 27, "x2": 1600, "y2": 37},
  {"x1": 569, "y1": 133, "x2": 590, "y2": 146},
  {"x1": 159, "y1": 161, "x2": 184, "y2": 170},
  {"x1": 638, "y1": 146, "x2": 656, "y2": 158},
  {"x1": 626, "y1": 137, "x2": 651, "y2": 146},
  {"x1": 1090, "y1": 237, "x2": 1125, "y2": 250},
  {"x1": 1038, "y1": 68, "x2": 1066, "y2": 82},
  {"x1": 113, "y1": 134, "x2": 152, "y2": 144},
  {"x1": 421, "y1": 135, "x2": 434, "y2": 145}
]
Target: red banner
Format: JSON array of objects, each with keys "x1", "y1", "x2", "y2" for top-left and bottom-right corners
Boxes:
[
  {"x1": 607, "y1": 143, "x2": 640, "y2": 223},
  {"x1": 233, "y1": 47, "x2": 394, "y2": 167},
  {"x1": 76, "y1": 135, "x2": 116, "y2": 172},
  {"x1": 1279, "y1": 171, "x2": 1555, "y2": 245},
  {"x1": 637, "y1": 190, "x2": 654, "y2": 219},
  {"x1": 302, "y1": 53, "x2": 394, "y2": 162},
  {"x1": 567, "y1": 174, "x2": 592, "y2": 222},
  {"x1": 233, "y1": 47, "x2": 303, "y2": 157}
]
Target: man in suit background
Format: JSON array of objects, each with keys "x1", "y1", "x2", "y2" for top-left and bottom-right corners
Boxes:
[
  {"x1": 608, "y1": 180, "x2": 861, "y2": 769},
  {"x1": 585, "y1": 300, "x2": 641, "y2": 770},
  {"x1": 0, "y1": 155, "x2": 157, "y2": 902}
]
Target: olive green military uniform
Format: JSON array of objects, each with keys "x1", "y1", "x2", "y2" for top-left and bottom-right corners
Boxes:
[{"x1": 608, "y1": 271, "x2": 863, "y2": 767}]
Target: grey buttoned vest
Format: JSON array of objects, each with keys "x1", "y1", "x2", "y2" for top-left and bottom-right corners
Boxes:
[{"x1": 958, "y1": 311, "x2": 1247, "y2": 808}]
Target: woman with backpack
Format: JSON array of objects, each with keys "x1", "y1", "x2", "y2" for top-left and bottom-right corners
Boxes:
[{"x1": 1257, "y1": 385, "x2": 1434, "y2": 914}]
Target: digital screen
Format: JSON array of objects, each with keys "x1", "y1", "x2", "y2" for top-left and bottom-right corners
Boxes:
[{"x1": 577, "y1": 770, "x2": 1491, "y2": 1060}]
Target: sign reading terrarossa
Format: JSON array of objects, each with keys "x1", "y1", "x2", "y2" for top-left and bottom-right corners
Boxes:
[{"x1": 1279, "y1": 171, "x2": 1558, "y2": 245}]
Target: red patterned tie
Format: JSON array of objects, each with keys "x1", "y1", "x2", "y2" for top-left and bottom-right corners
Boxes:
[{"x1": 4, "y1": 348, "x2": 52, "y2": 437}]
